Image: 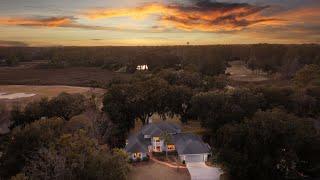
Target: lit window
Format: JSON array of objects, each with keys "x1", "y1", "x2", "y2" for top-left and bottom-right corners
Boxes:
[{"x1": 167, "y1": 145, "x2": 175, "y2": 151}]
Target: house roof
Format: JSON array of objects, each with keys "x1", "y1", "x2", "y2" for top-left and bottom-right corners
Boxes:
[
  {"x1": 126, "y1": 122, "x2": 180, "y2": 153},
  {"x1": 140, "y1": 122, "x2": 181, "y2": 136},
  {"x1": 125, "y1": 133, "x2": 149, "y2": 153},
  {"x1": 125, "y1": 122, "x2": 210, "y2": 155},
  {"x1": 173, "y1": 133, "x2": 210, "y2": 155}
]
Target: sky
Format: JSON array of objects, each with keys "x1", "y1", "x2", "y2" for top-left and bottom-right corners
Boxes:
[{"x1": 0, "y1": 0, "x2": 319, "y2": 46}]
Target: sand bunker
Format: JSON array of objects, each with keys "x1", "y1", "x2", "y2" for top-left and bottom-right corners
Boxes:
[{"x1": 0, "y1": 92, "x2": 36, "y2": 100}]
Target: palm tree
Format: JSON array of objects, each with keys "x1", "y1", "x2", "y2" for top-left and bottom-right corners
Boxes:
[{"x1": 160, "y1": 131, "x2": 172, "y2": 159}]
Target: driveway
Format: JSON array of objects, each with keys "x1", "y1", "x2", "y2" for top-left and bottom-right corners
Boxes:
[{"x1": 186, "y1": 162, "x2": 222, "y2": 180}]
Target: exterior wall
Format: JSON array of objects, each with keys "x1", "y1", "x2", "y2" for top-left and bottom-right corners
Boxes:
[
  {"x1": 179, "y1": 155, "x2": 185, "y2": 162},
  {"x1": 150, "y1": 137, "x2": 176, "y2": 153},
  {"x1": 148, "y1": 145, "x2": 153, "y2": 152},
  {"x1": 130, "y1": 152, "x2": 147, "y2": 161},
  {"x1": 151, "y1": 137, "x2": 164, "y2": 152},
  {"x1": 179, "y1": 154, "x2": 209, "y2": 163}
]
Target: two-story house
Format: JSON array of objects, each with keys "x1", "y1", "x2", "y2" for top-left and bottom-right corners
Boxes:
[{"x1": 125, "y1": 122, "x2": 211, "y2": 163}]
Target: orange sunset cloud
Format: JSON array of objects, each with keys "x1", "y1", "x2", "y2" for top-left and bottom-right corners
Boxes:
[
  {"x1": 0, "y1": 16, "x2": 146, "y2": 32},
  {"x1": 86, "y1": 2, "x2": 281, "y2": 32},
  {"x1": 0, "y1": 17, "x2": 73, "y2": 27}
]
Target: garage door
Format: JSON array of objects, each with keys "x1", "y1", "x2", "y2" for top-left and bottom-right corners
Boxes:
[{"x1": 185, "y1": 154, "x2": 204, "y2": 163}]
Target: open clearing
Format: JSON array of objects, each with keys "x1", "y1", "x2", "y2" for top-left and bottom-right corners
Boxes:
[
  {"x1": 226, "y1": 61, "x2": 269, "y2": 82},
  {"x1": 0, "y1": 92, "x2": 36, "y2": 100},
  {"x1": 0, "y1": 85, "x2": 104, "y2": 99},
  {"x1": 0, "y1": 85, "x2": 105, "y2": 108},
  {"x1": 130, "y1": 161, "x2": 190, "y2": 180},
  {"x1": 0, "y1": 61, "x2": 130, "y2": 87}
]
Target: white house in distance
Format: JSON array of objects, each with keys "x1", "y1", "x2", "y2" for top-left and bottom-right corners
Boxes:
[
  {"x1": 136, "y1": 64, "x2": 149, "y2": 71},
  {"x1": 125, "y1": 122, "x2": 211, "y2": 163}
]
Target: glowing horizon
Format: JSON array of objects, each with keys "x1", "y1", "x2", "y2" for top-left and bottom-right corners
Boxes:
[{"x1": 0, "y1": 0, "x2": 319, "y2": 46}]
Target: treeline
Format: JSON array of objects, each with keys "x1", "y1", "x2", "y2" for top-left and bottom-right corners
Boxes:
[
  {"x1": 102, "y1": 66, "x2": 320, "y2": 179},
  {"x1": 9, "y1": 93, "x2": 86, "y2": 129},
  {"x1": 1, "y1": 44, "x2": 319, "y2": 77}
]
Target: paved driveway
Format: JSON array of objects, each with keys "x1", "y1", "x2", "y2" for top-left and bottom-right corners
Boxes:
[{"x1": 186, "y1": 162, "x2": 222, "y2": 180}]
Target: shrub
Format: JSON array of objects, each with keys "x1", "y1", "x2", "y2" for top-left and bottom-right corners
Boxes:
[{"x1": 142, "y1": 156, "x2": 149, "y2": 162}]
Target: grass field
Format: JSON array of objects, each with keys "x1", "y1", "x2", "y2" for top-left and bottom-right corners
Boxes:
[
  {"x1": 0, "y1": 61, "x2": 130, "y2": 87},
  {"x1": 0, "y1": 85, "x2": 106, "y2": 107}
]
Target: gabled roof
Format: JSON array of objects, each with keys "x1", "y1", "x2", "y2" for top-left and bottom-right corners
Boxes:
[
  {"x1": 125, "y1": 122, "x2": 210, "y2": 155},
  {"x1": 140, "y1": 122, "x2": 181, "y2": 136},
  {"x1": 125, "y1": 133, "x2": 149, "y2": 153},
  {"x1": 173, "y1": 133, "x2": 210, "y2": 155},
  {"x1": 125, "y1": 122, "x2": 181, "y2": 153}
]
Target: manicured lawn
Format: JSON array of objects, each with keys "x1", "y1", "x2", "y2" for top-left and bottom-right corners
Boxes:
[{"x1": 129, "y1": 161, "x2": 190, "y2": 180}]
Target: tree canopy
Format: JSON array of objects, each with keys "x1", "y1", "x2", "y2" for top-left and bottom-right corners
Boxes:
[
  {"x1": 10, "y1": 93, "x2": 85, "y2": 129},
  {"x1": 189, "y1": 89, "x2": 265, "y2": 132},
  {"x1": 214, "y1": 109, "x2": 320, "y2": 180},
  {"x1": 1, "y1": 117, "x2": 130, "y2": 179},
  {"x1": 293, "y1": 64, "x2": 320, "y2": 87}
]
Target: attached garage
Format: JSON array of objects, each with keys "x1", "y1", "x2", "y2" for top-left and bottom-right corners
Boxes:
[
  {"x1": 181, "y1": 154, "x2": 209, "y2": 163},
  {"x1": 173, "y1": 133, "x2": 211, "y2": 163}
]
